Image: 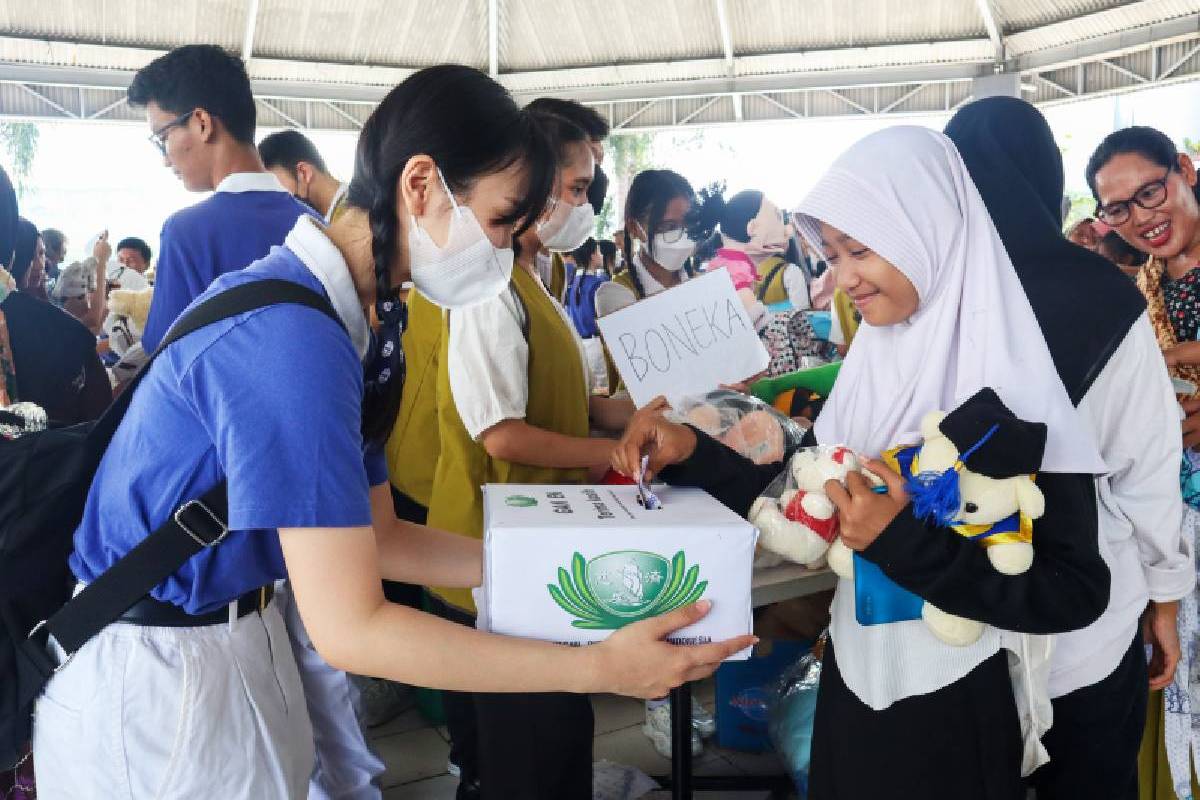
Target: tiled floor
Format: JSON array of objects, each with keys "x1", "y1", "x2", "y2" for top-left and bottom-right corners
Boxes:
[{"x1": 371, "y1": 679, "x2": 796, "y2": 799}]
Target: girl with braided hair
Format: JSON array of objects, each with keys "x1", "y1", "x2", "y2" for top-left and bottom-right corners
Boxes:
[{"x1": 32, "y1": 65, "x2": 752, "y2": 799}]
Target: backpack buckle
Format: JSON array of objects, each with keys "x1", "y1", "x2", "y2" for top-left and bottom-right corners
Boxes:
[{"x1": 173, "y1": 500, "x2": 229, "y2": 548}]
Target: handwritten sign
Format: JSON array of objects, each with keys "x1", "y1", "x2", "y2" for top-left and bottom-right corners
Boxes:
[{"x1": 597, "y1": 270, "x2": 769, "y2": 407}]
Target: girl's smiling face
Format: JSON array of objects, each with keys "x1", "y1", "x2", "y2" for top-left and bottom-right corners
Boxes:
[{"x1": 820, "y1": 221, "x2": 919, "y2": 326}]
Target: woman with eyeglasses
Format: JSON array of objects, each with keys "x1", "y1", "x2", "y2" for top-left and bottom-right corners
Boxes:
[
  {"x1": 598, "y1": 169, "x2": 697, "y2": 311},
  {"x1": 1088, "y1": 126, "x2": 1200, "y2": 800}
]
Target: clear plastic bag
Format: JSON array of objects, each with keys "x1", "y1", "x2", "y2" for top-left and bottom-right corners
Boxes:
[
  {"x1": 768, "y1": 633, "x2": 825, "y2": 795},
  {"x1": 747, "y1": 445, "x2": 881, "y2": 568},
  {"x1": 668, "y1": 389, "x2": 806, "y2": 466}
]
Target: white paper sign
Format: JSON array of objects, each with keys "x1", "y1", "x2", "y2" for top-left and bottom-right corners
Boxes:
[{"x1": 597, "y1": 270, "x2": 769, "y2": 407}]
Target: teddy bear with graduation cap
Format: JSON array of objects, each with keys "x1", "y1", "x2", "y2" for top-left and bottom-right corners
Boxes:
[{"x1": 830, "y1": 387, "x2": 1048, "y2": 646}]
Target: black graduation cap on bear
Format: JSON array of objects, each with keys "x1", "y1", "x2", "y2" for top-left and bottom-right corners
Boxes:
[{"x1": 939, "y1": 388, "x2": 1047, "y2": 479}]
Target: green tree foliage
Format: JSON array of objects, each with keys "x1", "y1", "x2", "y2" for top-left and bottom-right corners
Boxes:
[{"x1": 0, "y1": 122, "x2": 39, "y2": 198}]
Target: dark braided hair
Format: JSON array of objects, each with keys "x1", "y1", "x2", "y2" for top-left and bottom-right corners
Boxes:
[
  {"x1": 346, "y1": 64, "x2": 556, "y2": 443},
  {"x1": 621, "y1": 169, "x2": 695, "y2": 299}
]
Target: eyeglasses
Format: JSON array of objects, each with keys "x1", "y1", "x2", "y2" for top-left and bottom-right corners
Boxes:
[
  {"x1": 657, "y1": 222, "x2": 686, "y2": 244},
  {"x1": 148, "y1": 110, "x2": 194, "y2": 156},
  {"x1": 1095, "y1": 167, "x2": 1173, "y2": 226}
]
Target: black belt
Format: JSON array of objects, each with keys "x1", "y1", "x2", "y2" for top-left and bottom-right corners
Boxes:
[{"x1": 117, "y1": 585, "x2": 274, "y2": 627}]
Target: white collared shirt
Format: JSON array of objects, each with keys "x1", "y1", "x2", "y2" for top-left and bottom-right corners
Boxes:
[
  {"x1": 284, "y1": 215, "x2": 371, "y2": 360},
  {"x1": 215, "y1": 171, "x2": 289, "y2": 194}
]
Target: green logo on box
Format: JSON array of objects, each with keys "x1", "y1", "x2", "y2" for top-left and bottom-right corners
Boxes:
[
  {"x1": 548, "y1": 550, "x2": 708, "y2": 629},
  {"x1": 505, "y1": 495, "x2": 537, "y2": 508}
]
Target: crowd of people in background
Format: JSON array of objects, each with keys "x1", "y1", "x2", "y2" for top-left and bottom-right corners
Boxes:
[{"x1": 1, "y1": 40, "x2": 1199, "y2": 800}]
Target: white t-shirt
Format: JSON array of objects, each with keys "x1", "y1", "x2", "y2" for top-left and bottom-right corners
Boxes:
[
  {"x1": 781, "y1": 263, "x2": 811, "y2": 311},
  {"x1": 447, "y1": 275, "x2": 592, "y2": 441}
]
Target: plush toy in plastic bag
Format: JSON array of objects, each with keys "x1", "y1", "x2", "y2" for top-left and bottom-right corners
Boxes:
[
  {"x1": 748, "y1": 445, "x2": 883, "y2": 568},
  {"x1": 669, "y1": 389, "x2": 807, "y2": 466},
  {"x1": 768, "y1": 631, "x2": 826, "y2": 796}
]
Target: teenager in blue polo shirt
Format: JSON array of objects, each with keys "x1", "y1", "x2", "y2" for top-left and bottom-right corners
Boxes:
[
  {"x1": 129, "y1": 45, "x2": 317, "y2": 353},
  {"x1": 31, "y1": 65, "x2": 752, "y2": 800},
  {"x1": 127, "y1": 44, "x2": 375, "y2": 800}
]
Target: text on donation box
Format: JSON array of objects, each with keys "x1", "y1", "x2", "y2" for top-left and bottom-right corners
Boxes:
[{"x1": 597, "y1": 270, "x2": 770, "y2": 407}]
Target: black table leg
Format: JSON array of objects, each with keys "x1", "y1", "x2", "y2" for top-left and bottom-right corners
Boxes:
[{"x1": 670, "y1": 683, "x2": 692, "y2": 800}]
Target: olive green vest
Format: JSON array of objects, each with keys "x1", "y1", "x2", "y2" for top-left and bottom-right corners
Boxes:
[
  {"x1": 427, "y1": 266, "x2": 590, "y2": 612},
  {"x1": 385, "y1": 290, "x2": 443, "y2": 508}
]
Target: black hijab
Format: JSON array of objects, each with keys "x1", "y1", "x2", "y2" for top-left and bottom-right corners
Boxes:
[
  {"x1": 12, "y1": 218, "x2": 38, "y2": 285},
  {"x1": 945, "y1": 96, "x2": 1146, "y2": 405}
]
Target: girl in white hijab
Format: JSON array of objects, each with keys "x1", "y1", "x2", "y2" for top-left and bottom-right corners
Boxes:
[{"x1": 614, "y1": 124, "x2": 1180, "y2": 798}]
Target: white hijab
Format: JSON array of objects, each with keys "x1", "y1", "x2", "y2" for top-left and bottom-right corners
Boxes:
[{"x1": 795, "y1": 126, "x2": 1105, "y2": 475}]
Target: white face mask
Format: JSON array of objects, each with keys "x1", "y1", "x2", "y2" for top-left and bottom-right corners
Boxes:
[
  {"x1": 647, "y1": 230, "x2": 696, "y2": 273},
  {"x1": 408, "y1": 169, "x2": 515, "y2": 310},
  {"x1": 538, "y1": 199, "x2": 596, "y2": 253}
]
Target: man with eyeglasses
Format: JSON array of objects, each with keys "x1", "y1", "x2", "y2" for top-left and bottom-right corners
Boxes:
[
  {"x1": 127, "y1": 44, "x2": 317, "y2": 352},
  {"x1": 126, "y1": 43, "x2": 385, "y2": 800}
]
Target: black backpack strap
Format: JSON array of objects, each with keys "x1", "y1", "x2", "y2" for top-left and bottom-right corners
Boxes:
[
  {"x1": 19, "y1": 279, "x2": 343, "y2": 686},
  {"x1": 756, "y1": 258, "x2": 787, "y2": 302},
  {"x1": 90, "y1": 279, "x2": 344, "y2": 445}
]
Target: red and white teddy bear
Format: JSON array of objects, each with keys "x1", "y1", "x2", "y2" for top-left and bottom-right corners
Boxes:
[{"x1": 749, "y1": 445, "x2": 882, "y2": 568}]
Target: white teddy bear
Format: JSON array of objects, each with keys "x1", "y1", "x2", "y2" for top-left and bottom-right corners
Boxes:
[{"x1": 829, "y1": 388, "x2": 1047, "y2": 646}]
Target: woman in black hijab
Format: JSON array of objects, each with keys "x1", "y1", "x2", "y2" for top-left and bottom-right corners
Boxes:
[
  {"x1": 945, "y1": 96, "x2": 1145, "y2": 404},
  {"x1": 945, "y1": 96, "x2": 1184, "y2": 800}
]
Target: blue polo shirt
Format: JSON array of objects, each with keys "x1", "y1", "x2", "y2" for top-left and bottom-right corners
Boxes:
[
  {"x1": 141, "y1": 173, "x2": 317, "y2": 352},
  {"x1": 70, "y1": 236, "x2": 385, "y2": 615}
]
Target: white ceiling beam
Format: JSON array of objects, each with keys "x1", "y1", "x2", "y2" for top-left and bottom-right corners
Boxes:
[
  {"x1": 615, "y1": 100, "x2": 659, "y2": 128},
  {"x1": 678, "y1": 96, "x2": 722, "y2": 125},
  {"x1": 713, "y1": 0, "x2": 740, "y2": 119},
  {"x1": 973, "y1": 0, "x2": 1005, "y2": 63},
  {"x1": 826, "y1": 89, "x2": 870, "y2": 114},
  {"x1": 16, "y1": 83, "x2": 76, "y2": 117},
  {"x1": 1160, "y1": 40, "x2": 1200, "y2": 80},
  {"x1": 714, "y1": 0, "x2": 735, "y2": 70},
  {"x1": 1098, "y1": 58, "x2": 1149, "y2": 83},
  {"x1": 1032, "y1": 74, "x2": 1076, "y2": 97},
  {"x1": 879, "y1": 83, "x2": 927, "y2": 113},
  {"x1": 87, "y1": 94, "x2": 128, "y2": 119},
  {"x1": 257, "y1": 98, "x2": 305, "y2": 128},
  {"x1": 321, "y1": 101, "x2": 364, "y2": 128},
  {"x1": 755, "y1": 92, "x2": 802, "y2": 119},
  {"x1": 241, "y1": 0, "x2": 261, "y2": 62},
  {"x1": 488, "y1": 0, "x2": 499, "y2": 78}
]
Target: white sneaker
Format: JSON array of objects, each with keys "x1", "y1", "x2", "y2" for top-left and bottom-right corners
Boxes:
[
  {"x1": 642, "y1": 703, "x2": 703, "y2": 759},
  {"x1": 691, "y1": 699, "x2": 717, "y2": 739}
]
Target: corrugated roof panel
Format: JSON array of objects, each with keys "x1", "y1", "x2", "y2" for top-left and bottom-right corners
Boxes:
[
  {"x1": 0, "y1": 0, "x2": 244, "y2": 51},
  {"x1": 502, "y1": 0, "x2": 722, "y2": 71},
  {"x1": 991, "y1": 0, "x2": 1131, "y2": 32},
  {"x1": 253, "y1": 0, "x2": 486, "y2": 68},
  {"x1": 1005, "y1": 0, "x2": 1200, "y2": 54},
  {"x1": 728, "y1": 0, "x2": 985, "y2": 53}
]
